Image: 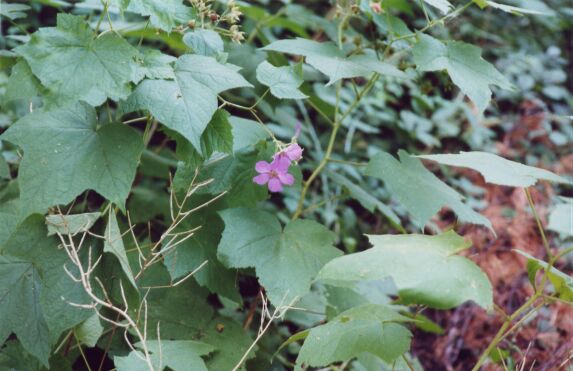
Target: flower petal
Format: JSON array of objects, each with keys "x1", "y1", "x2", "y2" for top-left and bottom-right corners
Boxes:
[
  {"x1": 268, "y1": 178, "x2": 283, "y2": 193},
  {"x1": 284, "y1": 143, "x2": 303, "y2": 161},
  {"x1": 271, "y1": 156, "x2": 291, "y2": 172},
  {"x1": 278, "y1": 172, "x2": 294, "y2": 186},
  {"x1": 255, "y1": 161, "x2": 272, "y2": 173},
  {"x1": 253, "y1": 173, "x2": 270, "y2": 185}
]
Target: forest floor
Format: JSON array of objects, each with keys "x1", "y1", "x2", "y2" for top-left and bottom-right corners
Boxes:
[{"x1": 412, "y1": 105, "x2": 573, "y2": 370}]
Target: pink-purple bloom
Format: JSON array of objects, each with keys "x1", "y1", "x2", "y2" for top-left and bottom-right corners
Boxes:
[
  {"x1": 274, "y1": 143, "x2": 303, "y2": 162},
  {"x1": 253, "y1": 156, "x2": 295, "y2": 193}
]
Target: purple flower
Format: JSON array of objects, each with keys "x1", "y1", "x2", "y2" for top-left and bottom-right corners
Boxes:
[
  {"x1": 253, "y1": 157, "x2": 294, "y2": 193},
  {"x1": 275, "y1": 143, "x2": 303, "y2": 162}
]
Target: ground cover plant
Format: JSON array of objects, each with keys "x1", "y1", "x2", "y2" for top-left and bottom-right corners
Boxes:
[{"x1": 0, "y1": 0, "x2": 572, "y2": 370}]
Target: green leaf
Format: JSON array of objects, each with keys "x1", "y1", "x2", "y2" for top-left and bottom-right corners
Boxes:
[
  {"x1": 0, "y1": 215, "x2": 90, "y2": 366},
  {"x1": 200, "y1": 109, "x2": 234, "y2": 157},
  {"x1": 143, "y1": 282, "x2": 254, "y2": 369},
  {"x1": 125, "y1": 0, "x2": 195, "y2": 31},
  {"x1": 4, "y1": 60, "x2": 42, "y2": 102},
  {"x1": 0, "y1": 156, "x2": 9, "y2": 179},
  {"x1": 296, "y1": 304, "x2": 412, "y2": 368},
  {"x1": 45, "y1": 212, "x2": 101, "y2": 236},
  {"x1": 133, "y1": 49, "x2": 176, "y2": 82},
  {"x1": 122, "y1": 54, "x2": 252, "y2": 152},
  {"x1": 256, "y1": 61, "x2": 308, "y2": 99},
  {"x1": 548, "y1": 198, "x2": 573, "y2": 236},
  {"x1": 1, "y1": 102, "x2": 144, "y2": 216},
  {"x1": 0, "y1": 3, "x2": 30, "y2": 20},
  {"x1": 423, "y1": 0, "x2": 453, "y2": 14},
  {"x1": 365, "y1": 151, "x2": 492, "y2": 231},
  {"x1": 115, "y1": 340, "x2": 215, "y2": 371},
  {"x1": 261, "y1": 38, "x2": 406, "y2": 85},
  {"x1": 202, "y1": 317, "x2": 256, "y2": 370},
  {"x1": 162, "y1": 208, "x2": 240, "y2": 301},
  {"x1": 75, "y1": 314, "x2": 103, "y2": 348},
  {"x1": 218, "y1": 208, "x2": 342, "y2": 305},
  {"x1": 192, "y1": 148, "x2": 268, "y2": 208},
  {"x1": 15, "y1": 14, "x2": 139, "y2": 106},
  {"x1": 183, "y1": 29, "x2": 224, "y2": 57},
  {"x1": 229, "y1": 116, "x2": 268, "y2": 151},
  {"x1": 516, "y1": 250, "x2": 573, "y2": 302},
  {"x1": 483, "y1": 1, "x2": 553, "y2": 15},
  {"x1": 327, "y1": 171, "x2": 400, "y2": 225},
  {"x1": 412, "y1": 34, "x2": 512, "y2": 113},
  {"x1": 0, "y1": 340, "x2": 43, "y2": 371},
  {"x1": 104, "y1": 210, "x2": 137, "y2": 289},
  {"x1": 317, "y1": 231, "x2": 493, "y2": 309},
  {"x1": 418, "y1": 151, "x2": 569, "y2": 187},
  {"x1": 0, "y1": 199, "x2": 19, "y2": 247}
]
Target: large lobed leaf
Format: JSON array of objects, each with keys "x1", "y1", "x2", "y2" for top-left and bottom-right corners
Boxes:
[
  {"x1": 218, "y1": 208, "x2": 342, "y2": 305},
  {"x1": 1, "y1": 102, "x2": 143, "y2": 216},
  {"x1": 261, "y1": 38, "x2": 406, "y2": 86},
  {"x1": 296, "y1": 304, "x2": 412, "y2": 369},
  {"x1": 317, "y1": 231, "x2": 493, "y2": 309},
  {"x1": 122, "y1": 54, "x2": 252, "y2": 152},
  {"x1": 125, "y1": 0, "x2": 195, "y2": 32},
  {"x1": 0, "y1": 215, "x2": 90, "y2": 367},
  {"x1": 256, "y1": 60, "x2": 308, "y2": 99},
  {"x1": 418, "y1": 151, "x2": 569, "y2": 187},
  {"x1": 16, "y1": 14, "x2": 139, "y2": 106},
  {"x1": 365, "y1": 150, "x2": 492, "y2": 231},
  {"x1": 412, "y1": 33, "x2": 513, "y2": 113}
]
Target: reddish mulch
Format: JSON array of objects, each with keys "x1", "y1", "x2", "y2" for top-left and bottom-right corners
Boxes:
[{"x1": 411, "y1": 105, "x2": 573, "y2": 370}]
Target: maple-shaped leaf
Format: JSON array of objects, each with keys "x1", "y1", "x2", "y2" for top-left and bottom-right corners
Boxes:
[
  {"x1": 122, "y1": 54, "x2": 252, "y2": 152},
  {"x1": 218, "y1": 208, "x2": 342, "y2": 305},
  {"x1": 1, "y1": 102, "x2": 143, "y2": 216},
  {"x1": 412, "y1": 33, "x2": 513, "y2": 113},
  {"x1": 16, "y1": 14, "x2": 139, "y2": 106}
]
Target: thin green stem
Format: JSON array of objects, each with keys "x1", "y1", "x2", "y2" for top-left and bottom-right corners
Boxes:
[
  {"x1": 524, "y1": 188, "x2": 552, "y2": 259},
  {"x1": 471, "y1": 293, "x2": 540, "y2": 371},
  {"x1": 94, "y1": 1, "x2": 110, "y2": 36},
  {"x1": 75, "y1": 333, "x2": 93, "y2": 371},
  {"x1": 138, "y1": 19, "x2": 150, "y2": 48},
  {"x1": 292, "y1": 74, "x2": 378, "y2": 220},
  {"x1": 402, "y1": 354, "x2": 415, "y2": 371},
  {"x1": 472, "y1": 195, "x2": 563, "y2": 370},
  {"x1": 250, "y1": 88, "x2": 270, "y2": 110},
  {"x1": 391, "y1": 0, "x2": 474, "y2": 43}
]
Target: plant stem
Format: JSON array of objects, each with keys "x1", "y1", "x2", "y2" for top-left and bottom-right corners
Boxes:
[
  {"x1": 471, "y1": 293, "x2": 540, "y2": 371},
  {"x1": 391, "y1": 0, "x2": 474, "y2": 43},
  {"x1": 293, "y1": 75, "x2": 378, "y2": 220},
  {"x1": 524, "y1": 187, "x2": 552, "y2": 259}
]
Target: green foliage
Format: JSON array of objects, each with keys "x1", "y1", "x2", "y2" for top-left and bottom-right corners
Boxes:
[
  {"x1": 418, "y1": 151, "x2": 569, "y2": 187},
  {"x1": 318, "y1": 231, "x2": 493, "y2": 309},
  {"x1": 0, "y1": 0, "x2": 570, "y2": 369},
  {"x1": 0, "y1": 216, "x2": 89, "y2": 366},
  {"x1": 218, "y1": 208, "x2": 341, "y2": 304},
  {"x1": 256, "y1": 61, "x2": 308, "y2": 99},
  {"x1": 365, "y1": 151, "x2": 492, "y2": 230},
  {"x1": 412, "y1": 33, "x2": 513, "y2": 113},
  {"x1": 296, "y1": 304, "x2": 412, "y2": 368},
  {"x1": 16, "y1": 14, "x2": 139, "y2": 106},
  {"x1": 262, "y1": 38, "x2": 406, "y2": 85},
  {"x1": 1, "y1": 102, "x2": 143, "y2": 215},
  {"x1": 122, "y1": 54, "x2": 251, "y2": 151}
]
